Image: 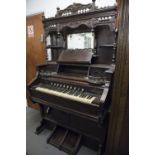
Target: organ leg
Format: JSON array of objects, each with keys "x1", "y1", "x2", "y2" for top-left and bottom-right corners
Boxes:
[
  {"x1": 35, "y1": 119, "x2": 46, "y2": 135},
  {"x1": 97, "y1": 144, "x2": 103, "y2": 155}
]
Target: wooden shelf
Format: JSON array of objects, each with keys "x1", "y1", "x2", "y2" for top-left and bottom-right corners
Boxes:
[
  {"x1": 46, "y1": 45, "x2": 63, "y2": 49},
  {"x1": 90, "y1": 64, "x2": 115, "y2": 69},
  {"x1": 99, "y1": 44, "x2": 114, "y2": 47},
  {"x1": 92, "y1": 54, "x2": 99, "y2": 57},
  {"x1": 46, "y1": 61, "x2": 57, "y2": 65}
]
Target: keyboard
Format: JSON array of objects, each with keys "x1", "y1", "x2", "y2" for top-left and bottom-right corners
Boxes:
[{"x1": 35, "y1": 82, "x2": 96, "y2": 104}]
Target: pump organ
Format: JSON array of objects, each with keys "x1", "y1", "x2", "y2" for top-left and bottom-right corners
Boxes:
[{"x1": 28, "y1": 1, "x2": 117, "y2": 155}]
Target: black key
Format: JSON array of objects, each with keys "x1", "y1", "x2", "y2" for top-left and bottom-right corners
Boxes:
[
  {"x1": 69, "y1": 90, "x2": 75, "y2": 95},
  {"x1": 62, "y1": 90, "x2": 67, "y2": 93},
  {"x1": 73, "y1": 90, "x2": 80, "y2": 96},
  {"x1": 65, "y1": 90, "x2": 71, "y2": 94},
  {"x1": 59, "y1": 87, "x2": 66, "y2": 92},
  {"x1": 56, "y1": 87, "x2": 62, "y2": 92},
  {"x1": 81, "y1": 94, "x2": 85, "y2": 98},
  {"x1": 71, "y1": 90, "x2": 76, "y2": 95},
  {"x1": 63, "y1": 88, "x2": 69, "y2": 93},
  {"x1": 86, "y1": 96, "x2": 91, "y2": 99},
  {"x1": 72, "y1": 90, "x2": 78, "y2": 95},
  {"x1": 86, "y1": 95, "x2": 90, "y2": 99},
  {"x1": 89, "y1": 96, "x2": 93, "y2": 99},
  {"x1": 82, "y1": 92, "x2": 88, "y2": 97},
  {"x1": 80, "y1": 93, "x2": 84, "y2": 98}
]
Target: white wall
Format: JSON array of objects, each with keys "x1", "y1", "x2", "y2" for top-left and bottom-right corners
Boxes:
[{"x1": 26, "y1": 0, "x2": 116, "y2": 17}]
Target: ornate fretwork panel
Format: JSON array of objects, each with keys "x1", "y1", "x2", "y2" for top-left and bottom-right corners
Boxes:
[{"x1": 42, "y1": 1, "x2": 117, "y2": 64}]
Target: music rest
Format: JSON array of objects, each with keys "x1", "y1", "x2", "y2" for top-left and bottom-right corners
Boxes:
[{"x1": 58, "y1": 49, "x2": 93, "y2": 64}]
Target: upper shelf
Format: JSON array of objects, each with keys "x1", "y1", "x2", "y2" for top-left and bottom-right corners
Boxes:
[
  {"x1": 99, "y1": 44, "x2": 114, "y2": 47},
  {"x1": 46, "y1": 45, "x2": 64, "y2": 49}
]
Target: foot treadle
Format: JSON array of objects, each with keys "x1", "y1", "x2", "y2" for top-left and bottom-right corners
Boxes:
[{"x1": 47, "y1": 126, "x2": 82, "y2": 155}]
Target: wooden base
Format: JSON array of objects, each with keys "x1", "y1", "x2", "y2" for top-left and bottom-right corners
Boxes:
[{"x1": 35, "y1": 118, "x2": 105, "y2": 155}]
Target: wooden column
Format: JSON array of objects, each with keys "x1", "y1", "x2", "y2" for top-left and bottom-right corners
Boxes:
[{"x1": 105, "y1": 0, "x2": 129, "y2": 155}]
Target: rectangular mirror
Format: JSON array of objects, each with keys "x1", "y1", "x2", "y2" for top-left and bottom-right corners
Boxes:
[
  {"x1": 46, "y1": 35, "x2": 51, "y2": 46},
  {"x1": 47, "y1": 48, "x2": 52, "y2": 61},
  {"x1": 67, "y1": 32, "x2": 94, "y2": 49}
]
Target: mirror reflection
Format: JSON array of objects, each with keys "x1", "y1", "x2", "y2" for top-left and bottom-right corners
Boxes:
[
  {"x1": 67, "y1": 32, "x2": 94, "y2": 49},
  {"x1": 46, "y1": 35, "x2": 51, "y2": 46}
]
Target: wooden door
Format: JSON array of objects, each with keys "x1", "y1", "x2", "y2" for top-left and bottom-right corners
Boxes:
[{"x1": 26, "y1": 13, "x2": 46, "y2": 110}]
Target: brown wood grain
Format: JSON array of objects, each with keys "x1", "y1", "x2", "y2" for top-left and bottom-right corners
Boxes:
[
  {"x1": 26, "y1": 13, "x2": 46, "y2": 110},
  {"x1": 105, "y1": 0, "x2": 129, "y2": 155}
]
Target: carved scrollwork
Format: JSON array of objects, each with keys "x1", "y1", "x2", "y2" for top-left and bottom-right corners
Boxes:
[
  {"x1": 55, "y1": 2, "x2": 97, "y2": 17},
  {"x1": 43, "y1": 4, "x2": 116, "y2": 35},
  {"x1": 58, "y1": 17, "x2": 115, "y2": 32},
  {"x1": 95, "y1": 15, "x2": 116, "y2": 31},
  {"x1": 44, "y1": 24, "x2": 57, "y2": 36},
  {"x1": 59, "y1": 20, "x2": 92, "y2": 31}
]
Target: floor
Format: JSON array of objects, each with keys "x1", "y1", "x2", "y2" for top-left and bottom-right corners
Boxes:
[{"x1": 26, "y1": 107, "x2": 97, "y2": 155}]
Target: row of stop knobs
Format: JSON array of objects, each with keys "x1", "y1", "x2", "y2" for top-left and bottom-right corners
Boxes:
[{"x1": 50, "y1": 82, "x2": 85, "y2": 92}]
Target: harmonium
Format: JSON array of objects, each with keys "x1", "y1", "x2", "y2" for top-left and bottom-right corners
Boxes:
[{"x1": 28, "y1": 0, "x2": 117, "y2": 155}]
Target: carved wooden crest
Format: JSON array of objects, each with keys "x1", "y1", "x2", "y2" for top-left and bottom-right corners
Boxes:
[
  {"x1": 43, "y1": 1, "x2": 116, "y2": 37},
  {"x1": 56, "y1": 2, "x2": 97, "y2": 17}
]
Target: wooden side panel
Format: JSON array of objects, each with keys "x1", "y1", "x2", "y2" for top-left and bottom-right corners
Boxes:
[
  {"x1": 26, "y1": 13, "x2": 46, "y2": 109},
  {"x1": 105, "y1": 0, "x2": 129, "y2": 155}
]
